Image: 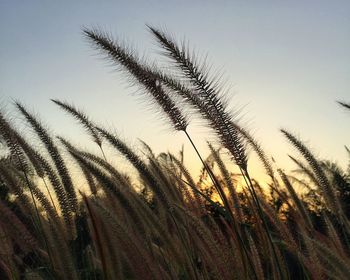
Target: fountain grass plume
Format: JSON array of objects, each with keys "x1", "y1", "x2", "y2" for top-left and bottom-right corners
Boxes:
[
  {"x1": 337, "y1": 101, "x2": 350, "y2": 110},
  {"x1": 148, "y1": 26, "x2": 247, "y2": 170},
  {"x1": 15, "y1": 102, "x2": 78, "y2": 213},
  {"x1": 281, "y1": 129, "x2": 341, "y2": 215},
  {"x1": 51, "y1": 100, "x2": 103, "y2": 148},
  {"x1": 95, "y1": 125, "x2": 170, "y2": 208},
  {"x1": 83, "y1": 28, "x2": 188, "y2": 132}
]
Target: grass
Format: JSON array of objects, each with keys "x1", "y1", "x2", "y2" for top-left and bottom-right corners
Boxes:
[{"x1": 0, "y1": 26, "x2": 349, "y2": 279}]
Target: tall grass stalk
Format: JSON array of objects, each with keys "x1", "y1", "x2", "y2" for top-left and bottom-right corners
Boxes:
[{"x1": 0, "y1": 25, "x2": 349, "y2": 279}]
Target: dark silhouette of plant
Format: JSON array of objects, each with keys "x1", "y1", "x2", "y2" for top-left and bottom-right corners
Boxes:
[{"x1": 0, "y1": 25, "x2": 349, "y2": 280}]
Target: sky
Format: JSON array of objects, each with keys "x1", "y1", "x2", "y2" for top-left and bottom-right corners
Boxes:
[{"x1": 0, "y1": 1, "x2": 349, "y2": 181}]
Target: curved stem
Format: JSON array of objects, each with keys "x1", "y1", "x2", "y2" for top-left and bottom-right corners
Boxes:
[
  {"x1": 240, "y1": 167, "x2": 283, "y2": 279},
  {"x1": 184, "y1": 129, "x2": 257, "y2": 279}
]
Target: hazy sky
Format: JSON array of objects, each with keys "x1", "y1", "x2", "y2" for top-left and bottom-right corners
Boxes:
[{"x1": 0, "y1": 1, "x2": 349, "y2": 179}]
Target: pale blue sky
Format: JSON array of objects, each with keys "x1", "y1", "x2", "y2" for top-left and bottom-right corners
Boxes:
[{"x1": 0, "y1": 1, "x2": 349, "y2": 178}]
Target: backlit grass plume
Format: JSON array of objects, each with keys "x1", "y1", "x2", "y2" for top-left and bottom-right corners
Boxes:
[
  {"x1": 51, "y1": 100, "x2": 103, "y2": 150},
  {"x1": 83, "y1": 28, "x2": 188, "y2": 132},
  {"x1": 0, "y1": 25, "x2": 349, "y2": 280},
  {"x1": 338, "y1": 100, "x2": 350, "y2": 110},
  {"x1": 148, "y1": 26, "x2": 247, "y2": 170},
  {"x1": 15, "y1": 102, "x2": 78, "y2": 213}
]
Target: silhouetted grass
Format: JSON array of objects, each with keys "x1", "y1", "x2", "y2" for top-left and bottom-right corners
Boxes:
[{"x1": 0, "y1": 26, "x2": 349, "y2": 279}]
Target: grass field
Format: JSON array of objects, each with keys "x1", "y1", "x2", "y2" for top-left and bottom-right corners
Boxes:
[{"x1": 0, "y1": 27, "x2": 349, "y2": 279}]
